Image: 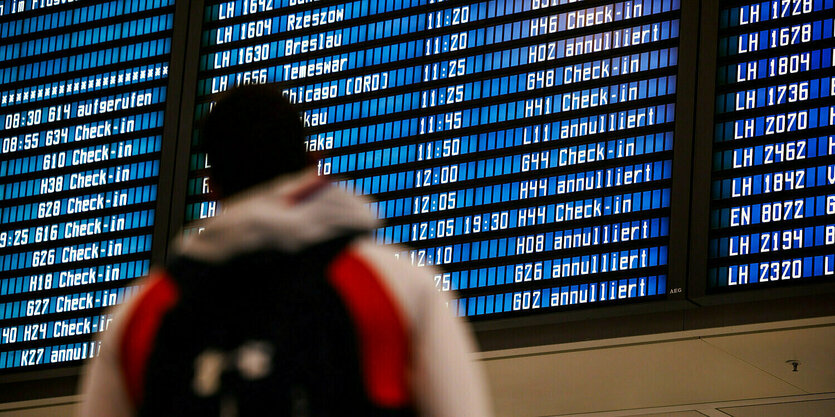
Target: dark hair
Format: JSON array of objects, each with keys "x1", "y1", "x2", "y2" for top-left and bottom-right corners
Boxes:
[{"x1": 201, "y1": 85, "x2": 307, "y2": 197}]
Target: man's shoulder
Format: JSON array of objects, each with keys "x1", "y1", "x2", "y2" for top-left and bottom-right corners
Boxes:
[
  {"x1": 342, "y1": 238, "x2": 442, "y2": 322},
  {"x1": 346, "y1": 238, "x2": 437, "y2": 284}
]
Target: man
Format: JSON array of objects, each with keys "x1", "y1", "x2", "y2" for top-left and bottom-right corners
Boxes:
[{"x1": 79, "y1": 85, "x2": 492, "y2": 417}]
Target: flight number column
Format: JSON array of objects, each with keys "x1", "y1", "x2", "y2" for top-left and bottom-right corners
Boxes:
[{"x1": 710, "y1": 0, "x2": 835, "y2": 289}]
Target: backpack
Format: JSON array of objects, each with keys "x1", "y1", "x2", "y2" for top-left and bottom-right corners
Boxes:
[{"x1": 137, "y1": 236, "x2": 416, "y2": 417}]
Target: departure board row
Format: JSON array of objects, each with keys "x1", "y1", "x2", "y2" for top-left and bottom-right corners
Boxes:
[
  {"x1": 186, "y1": 0, "x2": 680, "y2": 319},
  {"x1": 709, "y1": 0, "x2": 835, "y2": 289},
  {"x1": 0, "y1": 0, "x2": 173, "y2": 370}
]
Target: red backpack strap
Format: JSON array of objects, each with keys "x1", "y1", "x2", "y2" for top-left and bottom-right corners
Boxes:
[
  {"x1": 327, "y1": 249, "x2": 411, "y2": 407},
  {"x1": 120, "y1": 270, "x2": 180, "y2": 406}
]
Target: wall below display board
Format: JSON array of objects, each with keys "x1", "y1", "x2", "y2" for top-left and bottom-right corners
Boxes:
[
  {"x1": 481, "y1": 315, "x2": 835, "y2": 417},
  {"x1": 1, "y1": 314, "x2": 833, "y2": 417}
]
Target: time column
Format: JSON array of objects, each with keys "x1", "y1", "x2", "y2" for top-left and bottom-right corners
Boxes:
[{"x1": 0, "y1": 0, "x2": 174, "y2": 370}]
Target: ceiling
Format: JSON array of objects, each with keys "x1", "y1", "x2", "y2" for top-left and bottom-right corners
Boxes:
[{"x1": 478, "y1": 316, "x2": 835, "y2": 417}]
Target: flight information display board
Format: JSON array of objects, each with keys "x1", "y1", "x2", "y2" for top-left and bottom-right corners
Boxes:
[
  {"x1": 709, "y1": 0, "x2": 835, "y2": 290},
  {"x1": 0, "y1": 0, "x2": 173, "y2": 370},
  {"x1": 189, "y1": 0, "x2": 681, "y2": 318}
]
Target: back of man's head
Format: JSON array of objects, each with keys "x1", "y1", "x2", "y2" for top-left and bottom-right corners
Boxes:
[{"x1": 202, "y1": 85, "x2": 307, "y2": 197}]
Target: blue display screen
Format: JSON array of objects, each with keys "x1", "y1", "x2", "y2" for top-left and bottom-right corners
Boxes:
[
  {"x1": 709, "y1": 0, "x2": 835, "y2": 289},
  {"x1": 187, "y1": 0, "x2": 681, "y2": 318},
  {"x1": 0, "y1": 1, "x2": 173, "y2": 370}
]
